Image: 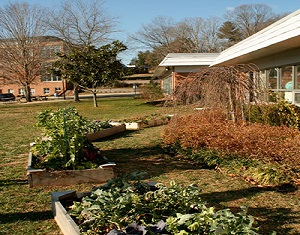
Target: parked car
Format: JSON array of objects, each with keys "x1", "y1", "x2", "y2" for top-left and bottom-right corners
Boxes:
[{"x1": 0, "y1": 93, "x2": 15, "y2": 101}]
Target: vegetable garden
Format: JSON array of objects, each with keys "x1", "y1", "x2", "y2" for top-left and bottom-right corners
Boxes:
[{"x1": 0, "y1": 97, "x2": 299, "y2": 234}]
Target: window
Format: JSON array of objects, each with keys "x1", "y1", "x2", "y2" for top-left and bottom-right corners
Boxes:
[
  {"x1": 268, "y1": 68, "x2": 279, "y2": 89},
  {"x1": 18, "y1": 88, "x2": 25, "y2": 95},
  {"x1": 30, "y1": 88, "x2": 35, "y2": 95},
  {"x1": 41, "y1": 74, "x2": 52, "y2": 81},
  {"x1": 55, "y1": 87, "x2": 61, "y2": 92},
  {"x1": 295, "y1": 93, "x2": 300, "y2": 103},
  {"x1": 296, "y1": 65, "x2": 300, "y2": 89},
  {"x1": 8, "y1": 89, "x2": 14, "y2": 94},
  {"x1": 41, "y1": 74, "x2": 62, "y2": 82},
  {"x1": 41, "y1": 45, "x2": 61, "y2": 58},
  {"x1": 281, "y1": 66, "x2": 293, "y2": 89},
  {"x1": 43, "y1": 88, "x2": 50, "y2": 94}
]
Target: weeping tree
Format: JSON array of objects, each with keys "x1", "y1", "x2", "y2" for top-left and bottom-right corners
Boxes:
[
  {"x1": 52, "y1": 41, "x2": 127, "y2": 107},
  {"x1": 173, "y1": 64, "x2": 266, "y2": 122}
]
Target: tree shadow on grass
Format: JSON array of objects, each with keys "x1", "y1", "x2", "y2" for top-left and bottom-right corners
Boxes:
[
  {"x1": 207, "y1": 204, "x2": 299, "y2": 235},
  {"x1": 92, "y1": 129, "x2": 137, "y2": 143},
  {"x1": 99, "y1": 145, "x2": 198, "y2": 177},
  {"x1": 0, "y1": 179, "x2": 27, "y2": 187},
  {"x1": 0, "y1": 211, "x2": 53, "y2": 224},
  {"x1": 250, "y1": 207, "x2": 299, "y2": 235},
  {"x1": 198, "y1": 186, "x2": 299, "y2": 235}
]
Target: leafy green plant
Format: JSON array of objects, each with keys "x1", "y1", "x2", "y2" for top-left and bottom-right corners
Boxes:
[
  {"x1": 245, "y1": 93, "x2": 300, "y2": 129},
  {"x1": 31, "y1": 107, "x2": 107, "y2": 170},
  {"x1": 69, "y1": 173, "x2": 261, "y2": 235},
  {"x1": 166, "y1": 206, "x2": 259, "y2": 235},
  {"x1": 85, "y1": 120, "x2": 112, "y2": 133}
]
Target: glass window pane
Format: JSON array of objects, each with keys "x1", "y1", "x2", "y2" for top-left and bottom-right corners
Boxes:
[
  {"x1": 281, "y1": 66, "x2": 293, "y2": 89},
  {"x1": 295, "y1": 93, "x2": 300, "y2": 103},
  {"x1": 296, "y1": 66, "x2": 300, "y2": 89},
  {"x1": 43, "y1": 88, "x2": 50, "y2": 94},
  {"x1": 268, "y1": 68, "x2": 278, "y2": 89}
]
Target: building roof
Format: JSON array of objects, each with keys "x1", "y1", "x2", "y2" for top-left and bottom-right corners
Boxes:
[
  {"x1": 153, "y1": 53, "x2": 220, "y2": 77},
  {"x1": 159, "y1": 53, "x2": 220, "y2": 66},
  {"x1": 211, "y1": 9, "x2": 300, "y2": 66}
]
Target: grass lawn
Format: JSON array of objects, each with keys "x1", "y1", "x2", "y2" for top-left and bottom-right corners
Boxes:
[{"x1": 0, "y1": 97, "x2": 299, "y2": 235}]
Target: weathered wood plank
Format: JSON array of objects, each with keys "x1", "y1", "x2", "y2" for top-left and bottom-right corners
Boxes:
[
  {"x1": 86, "y1": 123, "x2": 126, "y2": 141},
  {"x1": 51, "y1": 191, "x2": 80, "y2": 235}
]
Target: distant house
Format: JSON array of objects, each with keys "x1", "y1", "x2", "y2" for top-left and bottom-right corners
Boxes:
[
  {"x1": 154, "y1": 9, "x2": 300, "y2": 105},
  {"x1": 0, "y1": 36, "x2": 73, "y2": 97},
  {"x1": 152, "y1": 53, "x2": 219, "y2": 95}
]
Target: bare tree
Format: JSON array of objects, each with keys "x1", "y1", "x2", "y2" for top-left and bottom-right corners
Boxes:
[
  {"x1": 173, "y1": 64, "x2": 266, "y2": 122},
  {"x1": 48, "y1": 0, "x2": 116, "y2": 47},
  {"x1": 175, "y1": 17, "x2": 206, "y2": 52},
  {"x1": 199, "y1": 17, "x2": 223, "y2": 52},
  {"x1": 131, "y1": 16, "x2": 176, "y2": 54},
  {"x1": 0, "y1": 2, "x2": 48, "y2": 102},
  {"x1": 131, "y1": 16, "x2": 223, "y2": 69},
  {"x1": 225, "y1": 4, "x2": 281, "y2": 39},
  {"x1": 176, "y1": 17, "x2": 223, "y2": 53}
]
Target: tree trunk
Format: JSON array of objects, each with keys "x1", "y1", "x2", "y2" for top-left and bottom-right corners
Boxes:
[
  {"x1": 74, "y1": 85, "x2": 80, "y2": 102},
  {"x1": 227, "y1": 85, "x2": 236, "y2": 122},
  {"x1": 25, "y1": 84, "x2": 31, "y2": 102},
  {"x1": 92, "y1": 92, "x2": 98, "y2": 107}
]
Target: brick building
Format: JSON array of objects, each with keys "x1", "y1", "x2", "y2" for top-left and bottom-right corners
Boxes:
[{"x1": 0, "y1": 36, "x2": 73, "y2": 98}]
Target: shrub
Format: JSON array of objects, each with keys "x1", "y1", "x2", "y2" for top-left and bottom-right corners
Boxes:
[
  {"x1": 139, "y1": 80, "x2": 164, "y2": 101},
  {"x1": 163, "y1": 110, "x2": 300, "y2": 185},
  {"x1": 245, "y1": 98, "x2": 300, "y2": 129}
]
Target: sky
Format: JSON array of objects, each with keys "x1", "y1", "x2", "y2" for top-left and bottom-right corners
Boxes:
[{"x1": 0, "y1": 0, "x2": 298, "y2": 64}]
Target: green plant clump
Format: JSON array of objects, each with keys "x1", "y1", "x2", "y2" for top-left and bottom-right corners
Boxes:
[
  {"x1": 69, "y1": 173, "x2": 261, "y2": 235},
  {"x1": 86, "y1": 120, "x2": 112, "y2": 133},
  {"x1": 245, "y1": 93, "x2": 300, "y2": 129},
  {"x1": 31, "y1": 107, "x2": 107, "y2": 170}
]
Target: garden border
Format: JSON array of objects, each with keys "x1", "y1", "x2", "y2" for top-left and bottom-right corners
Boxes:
[
  {"x1": 27, "y1": 152, "x2": 116, "y2": 187},
  {"x1": 51, "y1": 190, "x2": 81, "y2": 235},
  {"x1": 86, "y1": 123, "x2": 126, "y2": 141}
]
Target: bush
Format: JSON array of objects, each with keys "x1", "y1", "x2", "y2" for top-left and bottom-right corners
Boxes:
[
  {"x1": 139, "y1": 80, "x2": 164, "y2": 101},
  {"x1": 245, "y1": 99, "x2": 300, "y2": 129},
  {"x1": 163, "y1": 110, "x2": 300, "y2": 185}
]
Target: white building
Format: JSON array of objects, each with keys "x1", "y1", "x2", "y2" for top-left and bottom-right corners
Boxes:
[
  {"x1": 154, "y1": 9, "x2": 300, "y2": 104},
  {"x1": 152, "y1": 53, "x2": 219, "y2": 95}
]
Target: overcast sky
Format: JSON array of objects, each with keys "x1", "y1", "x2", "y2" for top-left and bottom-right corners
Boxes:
[{"x1": 0, "y1": 0, "x2": 298, "y2": 64}]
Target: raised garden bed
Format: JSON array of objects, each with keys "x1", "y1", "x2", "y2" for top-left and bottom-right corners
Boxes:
[
  {"x1": 86, "y1": 123, "x2": 126, "y2": 141},
  {"x1": 125, "y1": 118, "x2": 170, "y2": 130},
  {"x1": 51, "y1": 190, "x2": 81, "y2": 235},
  {"x1": 51, "y1": 177, "x2": 260, "y2": 235},
  {"x1": 27, "y1": 152, "x2": 116, "y2": 188}
]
